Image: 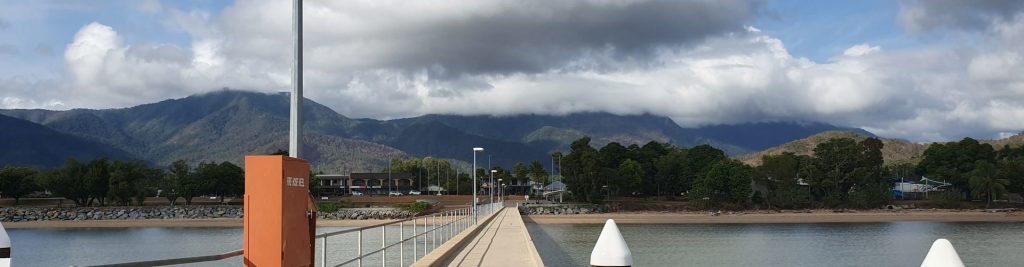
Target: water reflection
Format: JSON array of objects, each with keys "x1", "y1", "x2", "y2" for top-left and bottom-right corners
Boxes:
[{"x1": 527, "y1": 222, "x2": 1024, "y2": 267}]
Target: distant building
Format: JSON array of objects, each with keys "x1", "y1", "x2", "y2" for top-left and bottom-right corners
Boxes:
[
  {"x1": 315, "y1": 174, "x2": 349, "y2": 195},
  {"x1": 314, "y1": 173, "x2": 415, "y2": 195}
]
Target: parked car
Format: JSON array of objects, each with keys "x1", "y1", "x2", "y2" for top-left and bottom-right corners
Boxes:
[
  {"x1": 408, "y1": 190, "x2": 421, "y2": 195},
  {"x1": 351, "y1": 191, "x2": 364, "y2": 196},
  {"x1": 388, "y1": 191, "x2": 403, "y2": 196}
]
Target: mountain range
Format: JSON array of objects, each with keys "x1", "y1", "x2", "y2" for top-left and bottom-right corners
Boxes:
[
  {"x1": 737, "y1": 130, "x2": 1024, "y2": 166},
  {"x1": 1, "y1": 90, "x2": 878, "y2": 171}
]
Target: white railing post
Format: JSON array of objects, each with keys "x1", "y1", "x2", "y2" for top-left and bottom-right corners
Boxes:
[
  {"x1": 320, "y1": 237, "x2": 327, "y2": 267},
  {"x1": 357, "y1": 230, "x2": 363, "y2": 267},
  {"x1": 413, "y1": 217, "x2": 418, "y2": 261},
  {"x1": 432, "y1": 214, "x2": 437, "y2": 250},
  {"x1": 400, "y1": 221, "x2": 405, "y2": 266},
  {"x1": 381, "y1": 226, "x2": 386, "y2": 267},
  {"x1": 423, "y1": 216, "x2": 427, "y2": 256}
]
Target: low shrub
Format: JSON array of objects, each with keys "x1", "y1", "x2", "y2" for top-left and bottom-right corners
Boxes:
[
  {"x1": 318, "y1": 203, "x2": 339, "y2": 213},
  {"x1": 395, "y1": 201, "x2": 432, "y2": 214}
]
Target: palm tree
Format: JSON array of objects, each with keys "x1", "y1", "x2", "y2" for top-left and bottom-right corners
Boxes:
[{"x1": 969, "y1": 161, "x2": 1009, "y2": 208}]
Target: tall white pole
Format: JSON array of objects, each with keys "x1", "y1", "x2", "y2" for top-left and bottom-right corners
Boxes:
[
  {"x1": 472, "y1": 148, "x2": 483, "y2": 223},
  {"x1": 473, "y1": 152, "x2": 476, "y2": 222},
  {"x1": 558, "y1": 155, "x2": 562, "y2": 203},
  {"x1": 288, "y1": 0, "x2": 303, "y2": 158},
  {"x1": 489, "y1": 156, "x2": 493, "y2": 205},
  {"x1": 493, "y1": 169, "x2": 497, "y2": 204}
]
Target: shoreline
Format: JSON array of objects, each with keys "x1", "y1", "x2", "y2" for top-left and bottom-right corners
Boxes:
[
  {"x1": 5, "y1": 210, "x2": 1022, "y2": 229},
  {"x1": 525, "y1": 210, "x2": 1024, "y2": 224}
]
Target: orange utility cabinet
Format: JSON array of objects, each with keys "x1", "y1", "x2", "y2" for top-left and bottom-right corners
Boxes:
[{"x1": 244, "y1": 155, "x2": 314, "y2": 267}]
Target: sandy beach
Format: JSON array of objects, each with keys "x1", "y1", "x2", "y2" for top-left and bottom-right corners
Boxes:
[
  {"x1": 525, "y1": 210, "x2": 1024, "y2": 224},
  {"x1": 3, "y1": 219, "x2": 400, "y2": 229}
]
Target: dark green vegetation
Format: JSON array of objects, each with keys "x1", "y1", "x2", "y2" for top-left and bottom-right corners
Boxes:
[
  {"x1": 0, "y1": 114, "x2": 132, "y2": 168},
  {"x1": 558, "y1": 135, "x2": 1024, "y2": 210},
  {"x1": 0, "y1": 166, "x2": 41, "y2": 204},
  {"x1": 0, "y1": 158, "x2": 243, "y2": 207},
  {"x1": 916, "y1": 138, "x2": 1024, "y2": 207},
  {"x1": 0, "y1": 90, "x2": 869, "y2": 171},
  {"x1": 395, "y1": 201, "x2": 433, "y2": 214},
  {"x1": 317, "y1": 202, "x2": 340, "y2": 213}
]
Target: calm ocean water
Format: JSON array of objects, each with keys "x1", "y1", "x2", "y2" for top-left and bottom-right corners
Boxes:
[
  {"x1": 8, "y1": 222, "x2": 1024, "y2": 266},
  {"x1": 9, "y1": 226, "x2": 429, "y2": 267},
  {"x1": 528, "y1": 222, "x2": 1024, "y2": 266}
]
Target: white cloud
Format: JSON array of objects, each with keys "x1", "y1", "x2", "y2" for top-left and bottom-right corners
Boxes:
[
  {"x1": 2, "y1": 0, "x2": 1024, "y2": 143},
  {"x1": 842, "y1": 44, "x2": 881, "y2": 57}
]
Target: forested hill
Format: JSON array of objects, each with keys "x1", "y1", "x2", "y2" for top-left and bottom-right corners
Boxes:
[
  {"x1": 737, "y1": 131, "x2": 1024, "y2": 166},
  {"x1": 1, "y1": 90, "x2": 877, "y2": 170},
  {"x1": 387, "y1": 114, "x2": 872, "y2": 156},
  {"x1": 0, "y1": 91, "x2": 407, "y2": 172},
  {"x1": 0, "y1": 113, "x2": 133, "y2": 168}
]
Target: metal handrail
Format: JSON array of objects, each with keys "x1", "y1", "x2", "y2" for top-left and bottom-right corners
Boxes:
[
  {"x1": 72, "y1": 201, "x2": 504, "y2": 267},
  {"x1": 75, "y1": 249, "x2": 243, "y2": 267},
  {"x1": 320, "y1": 201, "x2": 504, "y2": 267}
]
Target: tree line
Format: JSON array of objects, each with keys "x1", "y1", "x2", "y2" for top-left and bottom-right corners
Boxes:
[
  {"x1": 558, "y1": 136, "x2": 1024, "y2": 209},
  {"x1": 914, "y1": 138, "x2": 1024, "y2": 207},
  {"x1": 0, "y1": 158, "x2": 243, "y2": 206}
]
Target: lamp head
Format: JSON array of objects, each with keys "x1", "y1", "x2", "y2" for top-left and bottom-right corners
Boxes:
[{"x1": 473, "y1": 147, "x2": 484, "y2": 152}]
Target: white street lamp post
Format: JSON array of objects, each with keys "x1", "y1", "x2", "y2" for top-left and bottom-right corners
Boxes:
[
  {"x1": 288, "y1": 0, "x2": 303, "y2": 159},
  {"x1": 490, "y1": 170, "x2": 497, "y2": 205},
  {"x1": 472, "y1": 147, "x2": 484, "y2": 224},
  {"x1": 498, "y1": 179, "x2": 503, "y2": 202}
]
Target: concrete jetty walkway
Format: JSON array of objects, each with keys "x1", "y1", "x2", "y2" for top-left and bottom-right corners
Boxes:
[{"x1": 445, "y1": 208, "x2": 544, "y2": 267}]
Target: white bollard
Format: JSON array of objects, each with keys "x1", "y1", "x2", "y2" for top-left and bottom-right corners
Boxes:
[
  {"x1": 920, "y1": 238, "x2": 964, "y2": 267},
  {"x1": 590, "y1": 219, "x2": 632, "y2": 267},
  {"x1": 0, "y1": 222, "x2": 9, "y2": 267}
]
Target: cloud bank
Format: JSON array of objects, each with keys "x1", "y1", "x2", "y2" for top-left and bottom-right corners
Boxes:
[{"x1": 2, "y1": 0, "x2": 1024, "y2": 143}]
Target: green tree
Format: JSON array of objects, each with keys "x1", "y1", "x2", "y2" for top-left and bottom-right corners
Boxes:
[
  {"x1": 528, "y1": 160, "x2": 549, "y2": 187},
  {"x1": 562, "y1": 137, "x2": 604, "y2": 203},
  {"x1": 969, "y1": 161, "x2": 1008, "y2": 208},
  {"x1": 616, "y1": 159, "x2": 643, "y2": 196},
  {"x1": 164, "y1": 160, "x2": 191, "y2": 205},
  {"x1": 599, "y1": 142, "x2": 630, "y2": 169},
  {"x1": 917, "y1": 138, "x2": 996, "y2": 194},
  {"x1": 44, "y1": 159, "x2": 92, "y2": 206},
  {"x1": 108, "y1": 160, "x2": 152, "y2": 206},
  {"x1": 756, "y1": 153, "x2": 812, "y2": 209},
  {"x1": 654, "y1": 149, "x2": 689, "y2": 197},
  {"x1": 686, "y1": 145, "x2": 728, "y2": 177},
  {"x1": 808, "y1": 137, "x2": 889, "y2": 208},
  {"x1": 637, "y1": 141, "x2": 671, "y2": 195},
  {"x1": 811, "y1": 138, "x2": 861, "y2": 205},
  {"x1": 513, "y1": 162, "x2": 528, "y2": 186},
  {"x1": 215, "y1": 161, "x2": 244, "y2": 201},
  {"x1": 998, "y1": 158, "x2": 1024, "y2": 195},
  {"x1": 83, "y1": 158, "x2": 111, "y2": 206},
  {"x1": 194, "y1": 161, "x2": 243, "y2": 203},
  {"x1": 693, "y1": 160, "x2": 752, "y2": 209},
  {"x1": 0, "y1": 166, "x2": 40, "y2": 205},
  {"x1": 176, "y1": 161, "x2": 208, "y2": 205}
]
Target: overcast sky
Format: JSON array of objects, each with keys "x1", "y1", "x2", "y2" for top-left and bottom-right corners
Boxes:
[{"x1": 2, "y1": 0, "x2": 1024, "y2": 142}]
